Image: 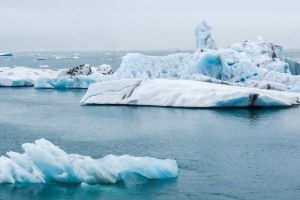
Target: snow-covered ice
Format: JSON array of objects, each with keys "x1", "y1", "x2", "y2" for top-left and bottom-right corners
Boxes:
[
  {"x1": 0, "y1": 67, "x2": 57, "y2": 87},
  {"x1": 80, "y1": 79, "x2": 300, "y2": 107},
  {"x1": 55, "y1": 55, "x2": 79, "y2": 60},
  {"x1": 34, "y1": 64, "x2": 113, "y2": 88},
  {"x1": 0, "y1": 138, "x2": 178, "y2": 184}
]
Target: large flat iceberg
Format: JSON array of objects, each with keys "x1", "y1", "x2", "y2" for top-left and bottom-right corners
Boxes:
[
  {"x1": 80, "y1": 79, "x2": 300, "y2": 107},
  {"x1": 0, "y1": 139, "x2": 178, "y2": 184}
]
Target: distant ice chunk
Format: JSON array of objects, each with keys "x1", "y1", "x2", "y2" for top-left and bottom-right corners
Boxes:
[
  {"x1": 55, "y1": 55, "x2": 79, "y2": 59},
  {"x1": 80, "y1": 79, "x2": 300, "y2": 107},
  {"x1": 0, "y1": 52, "x2": 13, "y2": 56},
  {"x1": 0, "y1": 139, "x2": 178, "y2": 184}
]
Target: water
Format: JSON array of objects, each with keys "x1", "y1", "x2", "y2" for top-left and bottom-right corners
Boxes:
[
  {"x1": 1, "y1": 86, "x2": 300, "y2": 199},
  {"x1": 1, "y1": 51, "x2": 300, "y2": 199},
  {"x1": 0, "y1": 50, "x2": 186, "y2": 71}
]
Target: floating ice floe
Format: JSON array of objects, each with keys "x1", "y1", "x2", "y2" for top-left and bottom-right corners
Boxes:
[
  {"x1": 80, "y1": 79, "x2": 300, "y2": 107},
  {"x1": 39, "y1": 65, "x2": 49, "y2": 68},
  {"x1": 55, "y1": 55, "x2": 79, "y2": 59},
  {"x1": 35, "y1": 64, "x2": 113, "y2": 88},
  {"x1": 36, "y1": 58, "x2": 47, "y2": 61},
  {"x1": 0, "y1": 52, "x2": 13, "y2": 56},
  {"x1": 0, "y1": 138, "x2": 178, "y2": 184},
  {"x1": 0, "y1": 67, "x2": 57, "y2": 87}
]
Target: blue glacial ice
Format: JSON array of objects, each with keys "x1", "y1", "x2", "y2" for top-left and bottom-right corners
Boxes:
[
  {"x1": 0, "y1": 139, "x2": 178, "y2": 184},
  {"x1": 0, "y1": 52, "x2": 13, "y2": 56}
]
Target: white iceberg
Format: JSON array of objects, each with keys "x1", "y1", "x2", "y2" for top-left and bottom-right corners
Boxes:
[
  {"x1": 80, "y1": 79, "x2": 300, "y2": 107},
  {"x1": 0, "y1": 138, "x2": 178, "y2": 184},
  {"x1": 55, "y1": 55, "x2": 79, "y2": 59},
  {"x1": 34, "y1": 64, "x2": 113, "y2": 89},
  {"x1": 0, "y1": 67, "x2": 58, "y2": 87}
]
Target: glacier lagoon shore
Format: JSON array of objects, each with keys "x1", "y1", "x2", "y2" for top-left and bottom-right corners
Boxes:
[{"x1": 1, "y1": 86, "x2": 300, "y2": 199}]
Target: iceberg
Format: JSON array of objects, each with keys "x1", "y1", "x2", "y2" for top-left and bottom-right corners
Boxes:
[
  {"x1": 0, "y1": 139, "x2": 178, "y2": 184},
  {"x1": 0, "y1": 52, "x2": 13, "y2": 56},
  {"x1": 80, "y1": 79, "x2": 300, "y2": 107},
  {"x1": 55, "y1": 55, "x2": 79, "y2": 59},
  {"x1": 34, "y1": 64, "x2": 113, "y2": 88},
  {"x1": 36, "y1": 58, "x2": 47, "y2": 61},
  {"x1": 0, "y1": 67, "x2": 58, "y2": 87}
]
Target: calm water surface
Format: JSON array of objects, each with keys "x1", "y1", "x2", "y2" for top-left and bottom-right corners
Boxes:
[{"x1": 1, "y1": 87, "x2": 300, "y2": 200}]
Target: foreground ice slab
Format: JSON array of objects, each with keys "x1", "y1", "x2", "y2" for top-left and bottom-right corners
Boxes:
[
  {"x1": 80, "y1": 79, "x2": 300, "y2": 107},
  {"x1": 0, "y1": 67, "x2": 57, "y2": 86},
  {"x1": 0, "y1": 139, "x2": 178, "y2": 184}
]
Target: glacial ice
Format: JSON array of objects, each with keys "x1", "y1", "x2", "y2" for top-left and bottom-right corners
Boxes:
[
  {"x1": 80, "y1": 79, "x2": 300, "y2": 107},
  {"x1": 0, "y1": 67, "x2": 58, "y2": 87},
  {"x1": 0, "y1": 139, "x2": 178, "y2": 184},
  {"x1": 0, "y1": 64, "x2": 112, "y2": 87},
  {"x1": 34, "y1": 64, "x2": 113, "y2": 88},
  {"x1": 0, "y1": 52, "x2": 13, "y2": 56}
]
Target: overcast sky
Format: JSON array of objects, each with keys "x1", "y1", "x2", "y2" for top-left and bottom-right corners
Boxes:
[{"x1": 1, "y1": 0, "x2": 300, "y2": 51}]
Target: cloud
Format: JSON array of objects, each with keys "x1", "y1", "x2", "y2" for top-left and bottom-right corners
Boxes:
[{"x1": 0, "y1": 0, "x2": 299, "y2": 51}]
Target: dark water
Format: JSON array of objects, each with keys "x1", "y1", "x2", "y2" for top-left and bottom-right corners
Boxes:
[{"x1": 1, "y1": 87, "x2": 300, "y2": 199}]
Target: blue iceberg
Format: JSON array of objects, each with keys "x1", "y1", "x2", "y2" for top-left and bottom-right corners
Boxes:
[{"x1": 0, "y1": 52, "x2": 13, "y2": 56}]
